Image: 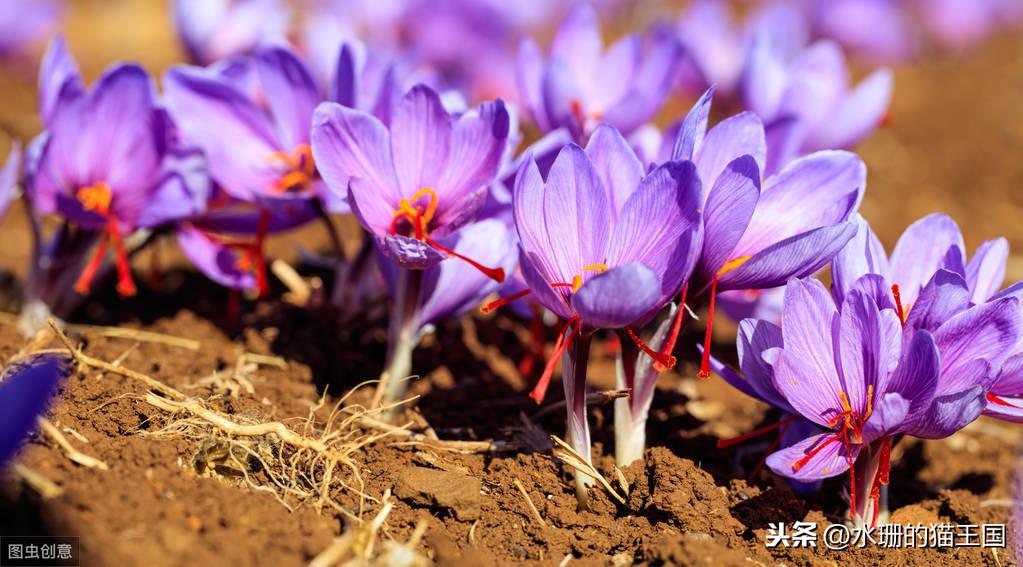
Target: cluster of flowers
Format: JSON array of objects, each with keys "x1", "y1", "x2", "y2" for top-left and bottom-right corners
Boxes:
[{"x1": 0, "y1": 0, "x2": 1021, "y2": 527}]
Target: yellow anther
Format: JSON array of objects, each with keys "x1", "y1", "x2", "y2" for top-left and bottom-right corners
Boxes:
[
  {"x1": 77, "y1": 182, "x2": 113, "y2": 215},
  {"x1": 864, "y1": 385, "x2": 874, "y2": 420},
  {"x1": 410, "y1": 187, "x2": 439, "y2": 225},
  {"x1": 837, "y1": 391, "x2": 852, "y2": 413},
  {"x1": 716, "y1": 256, "x2": 751, "y2": 277},
  {"x1": 583, "y1": 263, "x2": 608, "y2": 274},
  {"x1": 571, "y1": 274, "x2": 584, "y2": 292},
  {"x1": 268, "y1": 144, "x2": 316, "y2": 193}
]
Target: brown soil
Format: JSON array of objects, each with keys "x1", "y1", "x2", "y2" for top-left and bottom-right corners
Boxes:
[{"x1": 2, "y1": 3, "x2": 1023, "y2": 567}]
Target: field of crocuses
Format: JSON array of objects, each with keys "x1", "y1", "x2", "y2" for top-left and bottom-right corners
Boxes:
[{"x1": 1, "y1": 1, "x2": 1023, "y2": 565}]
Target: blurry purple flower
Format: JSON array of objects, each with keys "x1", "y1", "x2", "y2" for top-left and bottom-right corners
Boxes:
[
  {"x1": 808, "y1": 0, "x2": 916, "y2": 64},
  {"x1": 676, "y1": 0, "x2": 808, "y2": 98},
  {"x1": 922, "y1": 0, "x2": 1018, "y2": 50},
  {"x1": 311, "y1": 84, "x2": 511, "y2": 274},
  {"x1": 0, "y1": 0, "x2": 62, "y2": 56},
  {"x1": 0, "y1": 354, "x2": 68, "y2": 468},
  {"x1": 173, "y1": 0, "x2": 289, "y2": 65},
  {"x1": 29, "y1": 37, "x2": 209, "y2": 297},
  {"x1": 0, "y1": 142, "x2": 20, "y2": 219},
  {"x1": 517, "y1": 3, "x2": 682, "y2": 141},
  {"x1": 740, "y1": 38, "x2": 893, "y2": 174}
]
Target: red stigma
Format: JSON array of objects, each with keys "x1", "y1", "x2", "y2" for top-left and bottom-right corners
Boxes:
[
  {"x1": 656, "y1": 283, "x2": 688, "y2": 372},
  {"x1": 987, "y1": 392, "x2": 1023, "y2": 408},
  {"x1": 698, "y1": 276, "x2": 719, "y2": 379},
  {"x1": 530, "y1": 316, "x2": 580, "y2": 404},
  {"x1": 625, "y1": 327, "x2": 676, "y2": 370},
  {"x1": 891, "y1": 284, "x2": 906, "y2": 326},
  {"x1": 717, "y1": 415, "x2": 796, "y2": 449},
  {"x1": 72, "y1": 183, "x2": 137, "y2": 298},
  {"x1": 481, "y1": 289, "x2": 531, "y2": 314}
]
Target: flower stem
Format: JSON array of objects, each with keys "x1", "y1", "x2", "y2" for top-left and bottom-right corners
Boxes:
[
  {"x1": 851, "y1": 436, "x2": 891, "y2": 527},
  {"x1": 563, "y1": 332, "x2": 593, "y2": 510},
  {"x1": 378, "y1": 268, "x2": 423, "y2": 420}
]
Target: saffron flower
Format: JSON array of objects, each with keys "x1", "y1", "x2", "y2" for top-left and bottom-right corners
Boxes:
[
  {"x1": 675, "y1": 0, "x2": 808, "y2": 98},
  {"x1": 311, "y1": 83, "x2": 511, "y2": 272},
  {"x1": 740, "y1": 37, "x2": 893, "y2": 175},
  {"x1": 173, "y1": 0, "x2": 289, "y2": 65},
  {"x1": 0, "y1": 0, "x2": 62, "y2": 57},
  {"x1": 164, "y1": 44, "x2": 361, "y2": 293},
  {"x1": 28, "y1": 37, "x2": 209, "y2": 301},
  {"x1": 807, "y1": 0, "x2": 915, "y2": 64},
  {"x1": 0, "y1": 354, "x2": 69, "y2": 469},
  {"x1": 831, "y1": 214, "x2": 1023, "y2": 423},
  {"x1": 762, "y1": 277, "x2": 1021, "y2": 526},
  {"x1": 516, "y1": 3, "x2": 682, "y2": 142},
  {"x1": 512, "y1": 125, "x2": 703, "y2": 503},
  {"x1": 670, "y1": 88, "x2": 866, "y2": 379}
]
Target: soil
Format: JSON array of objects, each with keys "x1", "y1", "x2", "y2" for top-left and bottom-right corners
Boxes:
[{"x1": 2, "y1": 4, "x2": 1023, "y2": 567}]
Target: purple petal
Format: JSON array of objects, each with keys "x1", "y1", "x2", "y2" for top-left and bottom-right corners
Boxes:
[
  {"x1": 934, "y1": 297, "x2": 1023, "y2": 392},
  {"x1": 992, "y1": 353, "x2": 1023, "y2": 398},
  {"x1": 583, "y1": 124, "x2": 644, "y2": 217},
  {"x1": 733, "y1": 150, "x2": 865, "y2": 259},
  {"x1": 176, "y1": 225, "x2": 257, "y2": 290},
  {"x1": 882, "y1": 330, "x2": 940, "y2": 431},
  {"x1": 590, "y1": 35, "x2": 639, "y2": 112},
  {"x1": 719, "y1": 222, "x2": 857, "y2": 290},
  {"x1": 766, "y1": 432, "x2": 858, "y2": 480},
  {"x1": 38, "y1": 35, "x2": 82, "y2": 127},
  {"x1": 433, "y1": 99, "x2": 510, "y2": 228},
  {"x1": 381, "y1": 234, "x2": 447, "y2": 269},
  {"x1": 762, "y1": 116, "x2": 803, "y2": 177},
  {"x1": 516, "y1": 38, "x2": 549, "y2": 131},
  {"x1": 571, "y1": 262, "x2": 662, "y2": 329},
  {"x1": 254, "y1": 45, "x2": 322, "y2": 150},
  {"x1": 136, "y1": 146, "x2": 211, "y2": 227},
  {"x1": 390, "y1": 85, "x2": 453, "y2": 197},
  {"x1": 736, "y1": 318, "x2": 793, "y2": 411},
  {"x1": 697, "y1": 155, "x2": 760, "y2": 282},
  {"x1": 807, "y1": 68, "x2": 893, "y2": 151},
  {"x1": 772, "y1": 278, "x2": 843, "y2": 426},
  {"x1": 513, "y1": 160, "x2": 564, "y2": 291},
  {"x1": 966, "y1": 237, "x2": 1009, "y2": 304},
  {"x1": 0, "y1": 354, "x2": 67, "y2": 467},
  {"x1": 418, "y1": 220, "x2": 518, "y2": 326},
  {"x1": 671, "y1": 86, "x2": 714, "y2": 161},
  {"x1": 163, "y1": 65, "x2": 280, "y2": 201},
  {"x1": 837, "y1": 289, "x2": 889, "y2": 416},
  {"x1": 739, "y1": 32, "x2": 788, "y2": 120},
  {"x1": 694, "y1": 111, "x2": 766, "y2": 193},
  {"x1": 0, "y1": 142, "x2": 20, "y2": 219},
  {"x1": 776, "y1": 41, "x2": 849, "y2": 135},
  {"x1": 903, "y1": 269, "x2": 970, "y2": 334},
  {"x1": 887, "y1": 213, "x2": 966, "y2": 306},
  {"x1": 311, "y1": 103, "x2": 400, "y2": 235},
  {"x1": 605, "y1": 160, "x2": 703, "y2": 303},
  {"x1": 550, "y1": 3, "x2": 602, "y2": 92},
  {"x1": 332, "y1": 41, "x2": 359, "y2": 108},
  {"x1": 541, "y1": 57, "x2": 585, "y2": 140},
  {"x1": 831, "y1": 214, "x2": 888, "y2": 305},
  {"x1": 519, "y1": 249, "x2": 576, "y2": 321},
  {"x1": 909, "y1": 386, "x2": 987, "y2": 439},
  {"x1": 861, "y1": 393, "x2": 909, "y2": 441}
]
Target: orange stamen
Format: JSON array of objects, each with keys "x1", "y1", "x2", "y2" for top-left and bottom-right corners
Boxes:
[
  {"x1": 73, "y1": 236, "x2": 110, "y2": 295},
  {"x1": 77, "y1": 182, "x2": 112, "y2": 215},
  {"x1": 268, "y1": 144, "x2": 316, "y2": 194}
]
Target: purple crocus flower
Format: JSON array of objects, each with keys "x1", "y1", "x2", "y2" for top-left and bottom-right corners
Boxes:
[
  {"x1": 668, "y1": 88, "x2": 865, "y2": 378},
  {"x1": 740, "y1": 37, "x2": 893, "y2": 174},
  {"x1": 516, "y1": 3, "x2": 682, "y2": 142},
  {"x1": 28, "y1": 37, "x2": 209, "y2": 298},
  {"x1": 923, "y1": 0, "x2": 1021, "y2": 50},
  {"x1": 0, "y1": 354, "x2": 68, "y2": 469},
  {"x1": 310, "y1": 83, "x2": 511, "y2": 274},
  {"x1": 512, "y1": 124, "x2": 703, "y2": 504},
  {"x1": 172, "y1": 0, "x2": 289, "y2": 65},
  {"x1": 831, "y1": 213, "x2": 1023, "y2": 423},
  {"x1": 675, "y1": 0, "x2": 808, "y2": 98},
  {"x1": 807, "y1": 0, "x2": 916, "y2": 64},
  {"x1": 0, "y1": 142, "x2": 20, "y2": 220},
  {"x1": 0, "y1": 0, "x2": 62, "y2": 57},
  {"x1": 757, "y1": 277, "x2": 1020, "y2": 526}
]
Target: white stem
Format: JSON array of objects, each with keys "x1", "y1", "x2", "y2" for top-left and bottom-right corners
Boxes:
[
  {"x1": 851, "y1": 437, "x2": 889, "y2": 528},
  {"x1": 563, "y1": 334, "x2": 594, "y2": 509},
  {"x1": 379, "y1": 269, "x2": 422, "y2": 419}
]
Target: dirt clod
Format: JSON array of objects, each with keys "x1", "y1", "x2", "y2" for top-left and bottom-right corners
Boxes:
[{"x1": 394, "y1": 466, "x2": 482, "y2": 521}]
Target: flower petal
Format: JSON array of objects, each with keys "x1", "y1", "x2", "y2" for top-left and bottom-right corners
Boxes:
[
  {"x1": 718, "y1": 222, "x2": 857, "y2": 290},
  {"x1": 571, "y1": 262, "x2": 662, "y2": 329},
  {"x1": 965, "y1": 237, "x2": 1008, "y2": 304},
  {"x1": 697, "y1": 155, "x2": 760, "y2": 281},
  {"x1": 0, "y1": 354, "x2": 68, "y2": 467},
  {"x1": 671, "y1": 86, "x2": 714, "y2": 161},
  {"x1": 903, "y1": 269, "x2": 970, "y2": 334},
  {"x1": 831, "y1": 214, "x2": 888, "y2": 304},
  {"x1": 176, "y1": 225, "x2": 257, "y2": 290},
  {"x1": 389, "y1": 85, "x2": 453, "y2": 197},
  {"x1": 908, "y1": 385, "x2": 987, "y2": 439},
  {"x1": 887, "y1": 213, "x2": 966, "y2": 306},
  {"x1": 583, "y1": 124, "x2": 644, "y2": 217},
  {"x1": 766, "y1": 432, "x2": 858, "y2": 481},
  {"x1": 807, "y1": 67, "x2": 892, "y2": 151},
  {"x1": 254, "y1": 45, "x2": 322, "y2": 150},
  {"x1": 933, "y1": 297, "x2": 1023, "y2": 393},
  {"x1": 694, "y1": 111, "x2": 766, "y2": 193}
]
